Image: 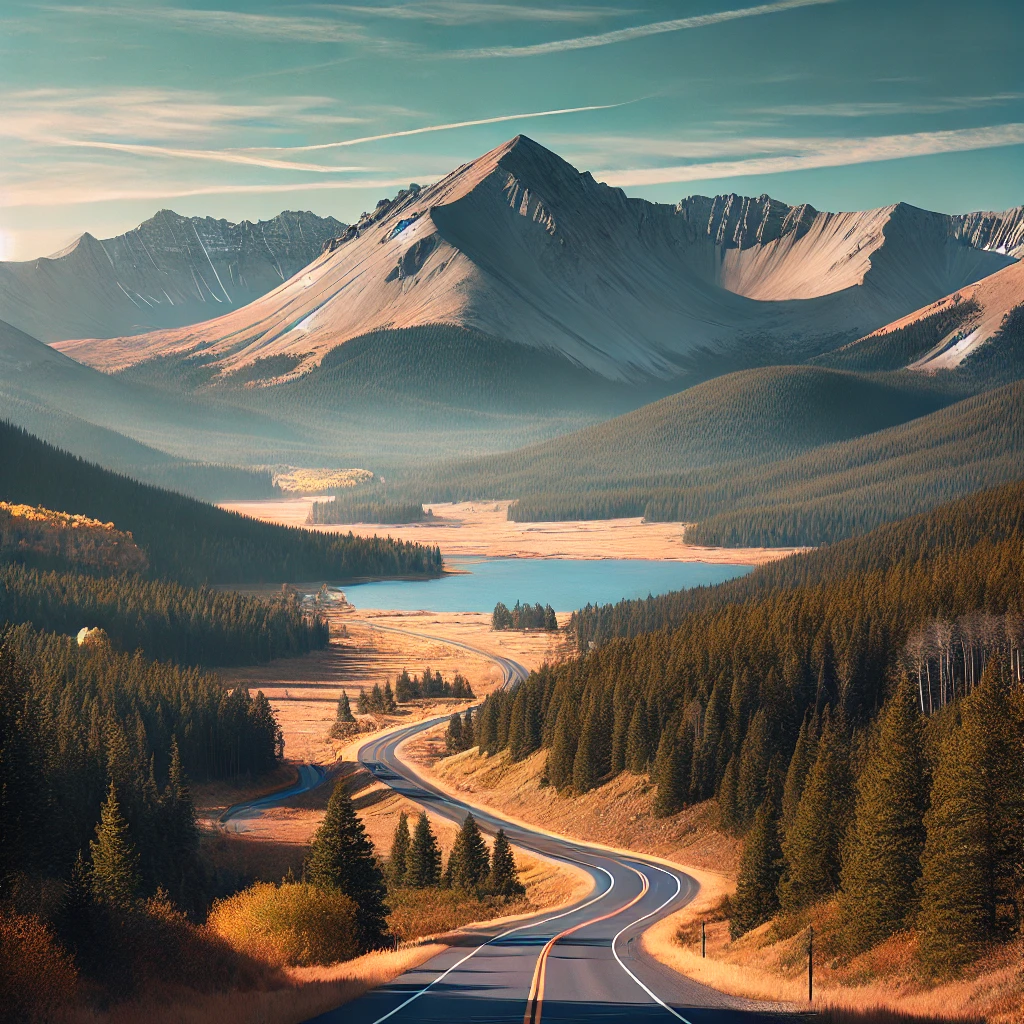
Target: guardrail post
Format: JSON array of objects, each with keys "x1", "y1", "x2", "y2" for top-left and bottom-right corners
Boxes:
[
  {"x1": 701, "y1": 920, "x2": 706, "y2": 958},
  {"x1": 807, "y1": 925, "x2": 814, "y2": 1002}
]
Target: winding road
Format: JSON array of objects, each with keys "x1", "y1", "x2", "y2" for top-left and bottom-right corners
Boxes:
[{"x1": 303, "y1": 624, "x2": 796, "y2": 1024}]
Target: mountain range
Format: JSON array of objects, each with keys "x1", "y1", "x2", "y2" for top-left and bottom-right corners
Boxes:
[
  {"x1": 0, "y1": 209, "x2": 343, "y2": 343},
  {"x1": 52, "y1": 136, "x2": 1018, "y2": 387},
  {"x1": 1, "y1": 134, "x2": 1022, "y2": 515}
]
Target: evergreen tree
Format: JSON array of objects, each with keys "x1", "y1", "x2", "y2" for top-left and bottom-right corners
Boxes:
[
  {"x1": 389, "y1": 812, "x2": 411, "y2": 884},
  {"x1": 462, "y1": 707, "x2": 475, "y2": 749},
  {"x1": 306, "y1": 781, "x2": 390, "y2": 950},
  {"x1": 652, "y1": 725, "x2": 690, "y2": 818},
  {"x1": 736, "y1": 709, "x2": 772, "y2": 829},
  {"x1": 357, "y1": 688, "x2": 369, "y2": 714},
  {"x1": 625, "y1": 701, "x2": 651, "y2": 773},
  {"x1": 336, "y1": 692, "x2": 355, "y2": 723},
  {"x1": 488, "y1": 829, "x2": 525, "y2": 899},
  {"x1": 917, "y1": 665, "x2": 1024, "y2": 972},
  {"x1": 90, "y1": 780, "x2": 140, "y2": 908},
  {"x1": 717, "y1": 753, "x2": 741, "y2": 833},
  {"x1": 407, "y1": 812, "x2": 442, "y2": 888},
  {"x1": 781, "y1": 711, "x2": 818, "y2": 838},
  {"x1": 547, "y1": 702, "x2": 579, "y2": 791},
  {"x1": 779, "y1": 712, "x2": 853, "y2": 912},
  {"x1": 447, "y1": 813, "x2": 490, "y2": 893},
  {"x1": 383, "y1": 681, "x2": 397, "y2": 713},
  {"x1": 572, "y1": 707, "x2": 604, "y2": 794},
  {"x1": 161, "y1": 737, "x2": 202, "y2": 913},
  {"x1": 445, "y1": 713, "x2": 465, "y2": 755},
  {"x1": 838, "y1": 676, "x2": 927, "y2": 952},
  {"x1": 730, "y1": 794, "x2": 784, "y2": 938}
]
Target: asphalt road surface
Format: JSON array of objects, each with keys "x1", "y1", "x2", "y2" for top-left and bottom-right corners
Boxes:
[{"x1": 308, "y1": 718, "x2": 798, "y2": 1023}]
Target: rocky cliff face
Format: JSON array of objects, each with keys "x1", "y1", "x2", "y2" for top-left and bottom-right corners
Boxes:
[
  {"x1": 951, "y1": 207, "x2": 1024, "y2": 257},
  {"x1": 676, "y1": 193, "x2": 818, "y2": 250},
  {"x1": 0, "y1": 209, "x2": 344, "y2": 342}
]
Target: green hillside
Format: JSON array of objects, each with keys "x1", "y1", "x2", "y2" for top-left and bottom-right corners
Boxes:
[
  {"x1": 0, "y1": 422, "x2": 442, "y2": 585},
  {"x1": 408, "y1": 365, "x2": 954, "y2": 503}
]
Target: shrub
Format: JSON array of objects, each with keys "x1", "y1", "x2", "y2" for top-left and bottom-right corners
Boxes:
[
  {"x1": 207, "y1": 882, "x2": 360, "y2": 967},
  {"x1": 0, "y1": 909, "x2": 77, "y2": 1023}
]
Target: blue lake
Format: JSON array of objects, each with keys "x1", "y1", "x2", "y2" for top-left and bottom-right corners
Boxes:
[{"x1": 340, "y1": 556, "x2": 752, "y2": 613}]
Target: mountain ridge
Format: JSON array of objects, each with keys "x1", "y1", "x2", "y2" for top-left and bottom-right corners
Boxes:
[
  {"x1": 51, "y1": 135, "x2": 1016, "y2": 385},
  {"x1": 0, "y1": 209, "x2": 344, "y2": 343}
]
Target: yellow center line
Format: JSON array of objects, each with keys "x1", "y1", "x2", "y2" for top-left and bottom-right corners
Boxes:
[{"x1": 523, "y1": 867, "x2": 650, "y2": 1024}]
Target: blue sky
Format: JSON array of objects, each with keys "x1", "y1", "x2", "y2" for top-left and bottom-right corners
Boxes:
[{"x1": 2, "y1": 0, "x2": 1023, "y2": 259}]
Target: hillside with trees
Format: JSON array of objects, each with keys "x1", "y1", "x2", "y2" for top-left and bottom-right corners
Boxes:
[
  {"x1": 0, "y1": 423, "x2": 443, "y2": 585},
  {"x1": 473, "y1": 479, "x2": 1024, "y2": 967}
]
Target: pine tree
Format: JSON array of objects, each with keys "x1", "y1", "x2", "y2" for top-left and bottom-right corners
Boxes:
[
  {"x1": 462, "y1": 707, "x2": 475, "y2": 749},
  {"x1": 730, "y1": 794, "x2": 784, "y2": 938},
  {"x1": 389, "y1": 812, "x2": 412, "y2": 884},
  {"x1": 90, "y1": 780, "x2": 140, "y2": 908},
  {"x1": 572, "y1": 707, "x2": 604, "y2": 794},
  {"x1": 407, "y1": 812, "x2": 442, "y2": 888},
  {"x1": 162, "y1": 737, "x2": 202, "y2": 913},
  {"x1": 445, "y1": 713, "x2": 464, "y2": 755},
  {"x1": 447, "y1": 813, "x2": 490, "y2": 893},
  {"x1": 357, "y1": 688, "x2": 369, "y2": 714},
  {"x1": 625, "y1": 701, "x2": 651, "y2": 773},
  {"x1": 336, "y1": 692, "x2": 355, "y2": 723},
  {"x1": 717, "y1": 753, "x2": 741, "y2": 833},
  {"x1": 652, "y1": 725, "x2": 691, "y2": 818},
  {"x1": 781, "y1": 711, "x2": 818, "y2": 838},
  {"x1": 306, "y1": 781, "x2": 390, "y2": 950},
  {"x1": 547, "y1": 702, "x2": 579, "y2": 791},
  {"x1": 488, "y1": 829, "x2": 525, "y2": 899},
  {"x1": 838, "y1": 676, "x2": 927, "y2": 952},
  {"x1": 779, "y1": 712, "x2": 853, "y2": 912},
  {"x1": 917, "y1": 665, "x2": 1024, "y2": 972},
  {"x1": 736, "y1": 709, "x2": 772, "y2": 829},
  {"x1": 383, "y1": 681, "x2": 397, "y2": 713}
]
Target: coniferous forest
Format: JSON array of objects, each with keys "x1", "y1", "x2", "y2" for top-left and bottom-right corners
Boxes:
[{"x1": 474, "y1": 479, "x2": 1024, "y2": 962}]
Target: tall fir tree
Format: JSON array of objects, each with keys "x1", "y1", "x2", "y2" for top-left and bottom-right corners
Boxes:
[
  {"x1": 917, "y1": 665, "x2": 1024, "y2": 972},
  {"x1": 446, "y1": 813, "x2": 490, "y2": 893},
  {"x1": 730, "y1": 793, "x2": 784, "y2": 938},
  {"x1": 389, "y1": 812, "x2": 412, "y2": 885},
  {"x1": 652, "y1": 725, "x2": 691, "y2": 817},
  {"x1": 306, "y1": 781, "x2": 390, "y2": 949},
  {"x1": 546, "y1": 702, "x2": 579, "y2": 791},
  {"x1": 488, "y1": 829, "x2": 525, "y2": 898},
  {"x1": 407, "y1": 812, "x2": 442, "y2": 888},
  {"x1": 838, "y1": 676, "x2": 927, "y2": 952},
  {"x1": 779, "y1": 711, "x2": 853, "y2": 912},
  {"x1": 445, "y1": 712, "x2": 465, "y2": 755},
  {"x1": 781, "y1": 711, "x2": 819, "y2": 838},
  {"x1": 462, "y1": 707, "x2": 475, "y2": 749},
  {"x1": 161, "y1": 737, "x2": 203, "y2": 914},
  {"x1": 336, "y1": 692, "x2": 355, "y2": 723},
  {"x1": 90, "y1": 780, "x2": 140, "y2": 908},
  {"x1": 572, "y1": 707, "x2": 604, "y2": 794}
]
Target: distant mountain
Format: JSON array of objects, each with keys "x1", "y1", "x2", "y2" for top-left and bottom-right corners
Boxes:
[
  {"x1": 0, "y1": 209, "x2": 344, "y2": 342},
  {"x1": 52, "y1": 136, "x2": 1014, "y2": 387}
]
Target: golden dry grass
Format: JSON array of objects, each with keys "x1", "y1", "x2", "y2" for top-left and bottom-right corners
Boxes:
[{"x1": 219, "y1": 498, "x2": 799, "y2": 566}]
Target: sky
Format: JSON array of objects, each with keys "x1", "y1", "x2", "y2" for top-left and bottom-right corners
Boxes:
[{"x1": 2, "y1": 0, "x2": 1023, "y2": 260}]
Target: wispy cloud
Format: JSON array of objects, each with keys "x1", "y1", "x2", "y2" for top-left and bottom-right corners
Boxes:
[
  {"x1": 51, "y1": 5, "x2": 369, "y2": 45},
  {"x1": 321, "y1": 2, "x2": 632, "y2": 24},
  {"x1": 596, "y1": 123, "x2": 1024, "y2": 186},
  {"x1": 757, "y1": 94, "x2": 1024, "y2": 117},
  {"x1": 455, "y1": 0, "x2": 840, "y2": 58},
  {"x1": 255, "y1": 102, "x2": 631, "y2": 153},
  {"x1": 0, "y1": 176, "x2": 433, "y2": 210}
]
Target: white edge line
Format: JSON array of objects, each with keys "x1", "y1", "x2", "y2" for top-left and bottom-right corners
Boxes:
[
  {"x1": 368, "y1": 862, "x2": 616, "y2": 1024},
  {"x1": 611, "y1": 862, "x2": 694, "y2": 1023}
]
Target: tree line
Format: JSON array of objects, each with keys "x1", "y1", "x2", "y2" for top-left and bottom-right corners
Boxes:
[
  {"x1": 472, "y1": 478, "x2": 1024, "y2": 967},
  {"x1": 307, "y1": 497, "x2": 430, "y2": 525},
  {"x1": 492, "y1": 601, "x2": 558, "y2": 631},
  {"x1": 1, "y1": 422, "x2": 444, "y2": 585},
  {"x1": 394, "y1": 667, "x2": 474, "y2": 702},
  {"x1": 387, "y1": 809, "x2": 524, "y2": 899},
  {"x1": 0, "y1": 563, "x2": 328, "y2": 667}
]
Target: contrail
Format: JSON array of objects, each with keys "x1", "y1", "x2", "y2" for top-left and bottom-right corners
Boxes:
[
  {"x1": 53, "y1": 137, "x2": 370, "y2": 173},
  {"x1": 258, "y1": 102, "x2": 628, "y2": 153},
  {"x1": 456, "y1": 0, "x2": 841, "y2": 58}
]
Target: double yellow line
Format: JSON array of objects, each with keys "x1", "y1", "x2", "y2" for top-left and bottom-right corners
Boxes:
[{"x1": 523, "y1": 868, "x2": 650, "y2": 1024}]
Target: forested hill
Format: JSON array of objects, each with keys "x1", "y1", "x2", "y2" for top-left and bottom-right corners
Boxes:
[
  {"x1": 570, "y1": 475, "x2": 1024, "y2": 647},
  {"x1": 0, "y1": 423, "x2": 443, "y2": 585},
  {"x1": 476, "y1": 477, "x2": 1024, "y2": 966}
]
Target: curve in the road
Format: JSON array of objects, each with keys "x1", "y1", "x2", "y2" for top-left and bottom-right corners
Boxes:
[
  {"x1": 308, "y1": 707, "x2": 795, "y2": 1023},
  {"x1": 219, "y1": 763, "x2": 326, "y2": 833}
]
